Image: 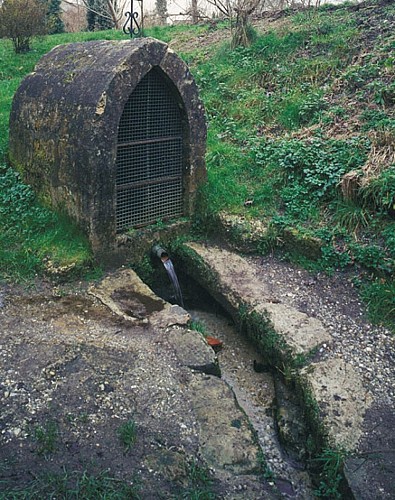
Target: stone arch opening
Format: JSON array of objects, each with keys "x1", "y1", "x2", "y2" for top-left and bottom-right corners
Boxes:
[{"x1": 116, "y1": 67, "x2": 187, "y2": 231}]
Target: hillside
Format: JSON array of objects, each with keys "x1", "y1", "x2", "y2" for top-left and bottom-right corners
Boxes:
[
  {"x1": 0, "y1": 2, "x2": 394, "y2": 498},
  {"x1": 0, "y1": 0, "x2": 394, "y2": 331}
]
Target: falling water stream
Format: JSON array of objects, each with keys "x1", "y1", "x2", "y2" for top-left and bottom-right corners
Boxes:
[{"x1": 162, "y1": 258, "x2": 184, "y2": 308}]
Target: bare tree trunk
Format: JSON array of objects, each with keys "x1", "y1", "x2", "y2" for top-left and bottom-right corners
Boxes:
[
  {"x1": 191, "y1": 0, "x2": 198, "y2": 23},
  {"x1": 106, "y1": 0, "x2": 120, "y2": 28},
  {"x1": 232, "y1": 0, "x2": 259, "y2": 48},
  {"x1": 156, "y1": 0, "x2": 168, "y2": 24}
]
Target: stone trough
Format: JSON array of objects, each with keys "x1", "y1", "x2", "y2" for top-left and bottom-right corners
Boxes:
[
  {"x1": 90, "y1": 241, "x2": 382, "y2": 497},
  {"x1": 174, "y1": 242, "x2": 373, "y2": 453}
]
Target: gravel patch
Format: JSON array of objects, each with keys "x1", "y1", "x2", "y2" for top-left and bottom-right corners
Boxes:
[{"x1": 248, "y1": 255, "x2": 395, "y2": 408}]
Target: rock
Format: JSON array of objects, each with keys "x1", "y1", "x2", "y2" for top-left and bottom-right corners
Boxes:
[
  {"x1": 89, "y1": 269, "x2": 163, "y2": 322},
  {"x1": 300, "y1": 358, "x2": 373, "y2": 450},
  {"x1": 168, "y1": 328, "x2": 220, "y2": 376},
  {"x1": 150, "y1": 304, "x2": 191, "y2": 328},
  {"x1": 180, "y1": 243, "x2": 331, "y2": 359},
  {"x1": 89, "y1": 269, "x2": 190, "y2": 327},
  {"x1": 254, "y1": 302, "x2": 332, "y2": 357},
  {"x1": 189, "y1": 374, "x2": 260, "y2": 474},
  {"x1": 144, "y1": 450, "x2": 188, "y2": 483}
]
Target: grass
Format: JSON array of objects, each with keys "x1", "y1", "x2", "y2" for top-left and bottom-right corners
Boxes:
[
  {"x1": 362, "y1": 277, "x2": 395, "y2": 329},
  {"x1": 0, "y1": 469, "x2": 141, "y2": 499},
  {"x1": 312, "y1": 447, "x2": 349, "y2": 500},
  {"x1": 188, "y1": 319, "x2": 208, "y2": 336},
  {"x1": 0, "y1": 167, "x2": 92, "y2": 281},
  {"x1": 33, "y1": 420, "x2": 59, "y2": 458},
  {"x1": 0, "y1": 1, "x2": 394, "y2": 330},
  {"x1": 179, "y1": 461, "x2": 217, "y2": 500},
  {"x1": 117, "y1": 419, "x2": 137, "y2": 452}
]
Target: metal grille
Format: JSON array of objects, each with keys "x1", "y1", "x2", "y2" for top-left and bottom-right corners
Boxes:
[{"x1": 116, "y1": 69, "x2": 183, "y2": 230}]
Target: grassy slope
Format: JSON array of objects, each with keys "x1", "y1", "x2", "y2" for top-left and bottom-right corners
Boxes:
[
  {"x1": 0, "y1": 1, "x2": 394, "y2": 327},
  {"x1": 185, "y1": 1, "x2": 395, "y2": 329}
]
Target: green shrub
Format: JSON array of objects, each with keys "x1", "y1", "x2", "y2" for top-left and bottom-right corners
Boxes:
[
  {"x1": 362, "y1": 278, "x2": 395, "y2": 331},
  {"x1": 265, "y1": 137, "x2": 368, "y2": 203},
  {"x1": 330, "y1": 198, "x2": 372, "y2": 233},
  {"x1": 350, "y1": 242, "x2": 393, "y2": 274},
  {"x1": 360, "y1": 109, "x2": 395, "y2": 131},
  {"x1": 277, "y1": 89, "x2": 326, "y2": 130},
  {"x1": 0, "y1": 0, "x2": 47, "y2": 53}
]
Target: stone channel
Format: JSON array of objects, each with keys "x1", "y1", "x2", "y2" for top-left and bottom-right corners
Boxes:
[{"x1": 188, "y1": 305, "x2": 314, "y2": 498}]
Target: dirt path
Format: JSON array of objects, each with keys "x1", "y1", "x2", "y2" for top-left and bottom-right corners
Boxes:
[
  {"x1": 0, "y1": 275, "x2": 278, "y2": 499},
  {"x1": 1, "y1": 244, "x2": 394, "y2": 499}
]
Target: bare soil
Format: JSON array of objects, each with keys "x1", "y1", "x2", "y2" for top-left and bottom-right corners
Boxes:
[{"x1": 0, "y1": 277, "x2": 277, "y2": 499}]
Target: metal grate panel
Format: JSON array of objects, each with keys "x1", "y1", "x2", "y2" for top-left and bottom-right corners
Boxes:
[
  {"x1": 116, "y1": 69, "x2": 184, "y2": 231},
  {"x1": 116, "y1": 179, "x2": 183, "y2": 229},
  {"x1": 116, "y1": 139, "x2": 182, "y2": 186}
]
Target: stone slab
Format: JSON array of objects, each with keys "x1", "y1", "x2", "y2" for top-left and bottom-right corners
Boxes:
[
  {"x1": 184, "y1": 243, "x2": 330, "y2": 357},
  {"x1": 301, "y1": 358, "x2": 373, "y2": 450},
  {"x1": 185, "y1": 242, "x2": 271, "y2": 310},
  {"x1": 189, "y1": 374, "x2": 260, "y2": 474},
  {"x1": 255, "y1": 302, "x2": 331, "y2": 356},
  {"x1": 168, "y1": 328, "x2": 220, "y2": 376},
  {"x1": 89, "y1": 269, "x2": 190, "y2": 327}
]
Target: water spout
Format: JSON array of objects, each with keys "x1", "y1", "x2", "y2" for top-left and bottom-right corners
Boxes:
[
  {"x1": 152, "y1": 245, "x2": 184, "y2": 308},
  {"x1": 152, "y1": 244, "x2": 169, "y2": 262}
]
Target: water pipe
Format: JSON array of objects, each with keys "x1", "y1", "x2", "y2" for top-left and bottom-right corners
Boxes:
[
  {"x1": 152, "y1": 244, "x2": 184, "y2": 307},
  {"x1": 152, "y1": 244, "x2": 169, "y2": 263}
]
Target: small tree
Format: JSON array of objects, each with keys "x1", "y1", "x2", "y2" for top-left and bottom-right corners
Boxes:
[
  {"x1": 47, "y1": 0, "x2": 65, "y2": 34},
  {"x1": 232, "y1": 0, "x2": 260, "y2": 48},
  {"x1": 156, "y1": 0, "x2": 167, "y2": 25},
  {"x1": 0, "y1": 0, "x2": 47, "y2": 53},
  {"x1": 84, "y1": 0, "x2": 127, "y2": 30},
  {"x1": 206, "y1": 0, "x2": 260, "y2": 47},
  {"x1": 86, "y1": 0, "x2": 113, "y2": 30}
]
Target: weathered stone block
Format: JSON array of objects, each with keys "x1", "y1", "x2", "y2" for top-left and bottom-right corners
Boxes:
[
  {"x1": 300, "y1": 358, "x2": 373, "y2": 450},
  {"x1": 168, "y1": 329, "x2": 220, "y2": 376},
  {"x1": 9, "y1": 38, "x2": 206, "y2": 258}
]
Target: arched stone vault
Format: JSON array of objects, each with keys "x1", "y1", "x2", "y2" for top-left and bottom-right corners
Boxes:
[{"x1": 9, "y1": 38, "x2": 206, "y2": 255}]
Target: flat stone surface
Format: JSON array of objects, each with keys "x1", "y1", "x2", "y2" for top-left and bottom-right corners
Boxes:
[
  {"x1": 168, "y1": 328, "x2": 220, "y2": 376},
  {"x1": 89, "y1": 268, "x2": 162, "y2": 322},
  {"x1": 185, "y1": 242, "x2": 271, "y2": 309},
  {"x1": 185, "y1": 243, "x2": 331, "y2": 357},
  {"x1": 89, "y1": 269, "x2": 190, "y2": 327},
  {"x1": 255, "y1": 302, "x2": 331, "y2": 356},
  {"x1": 301, "y1": 358, "x2": 373, "y2": 449},
  {"x1": 189, "y1": 374, "x2": 260, "y2": 474}
]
